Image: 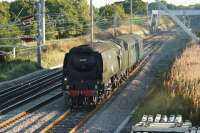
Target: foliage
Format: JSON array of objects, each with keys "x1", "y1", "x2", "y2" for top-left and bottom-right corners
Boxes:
[
  {"x1": 0, "y1": 59, "x2": 39, "y2": 81},
  {"x1": 9, "y1": 0, "x2": 36, "y2": 21},
  {"x1": 134, "y1": 41, "x2": 200, "y2": 125},
  {"x1": 0, "y1": 1, "x2": 10, "y2": 24},
  {"x1": 148, "y1": 1, "x2": 178, "y2": 14},
  {"x1": 98, "y1": 4, "x2": 127, "y2": 29},
  {"x1": 46, "y1": 0, "x2": 90, "y2": 38},
  {"x1": 0, "y1": 1, "x2": 25, "y2": 51},
  {"x1": 0, "y1": 24, "x2": 21, "y2": 48},
  {"x1": 8, "y1": 0, "x2": 37, "y2": 37},
  {"x1": 123, "y1": 0, "x2": 146, "y2": 15},
  {"x1": 197, "y1": 32, "x2": 200, "y2": 37},
  {"x1": 0, "y1": 36, "x2": 88, "y2": 81}
]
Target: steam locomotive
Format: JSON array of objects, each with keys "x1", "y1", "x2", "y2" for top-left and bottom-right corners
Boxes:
[{"x1": 62, "y1": 34, "x2": 144, "y2": 108}]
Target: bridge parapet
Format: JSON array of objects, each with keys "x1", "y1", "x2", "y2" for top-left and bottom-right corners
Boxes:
[{"x1": 131, "y1": 114, "x2": 199, "y2": 133}]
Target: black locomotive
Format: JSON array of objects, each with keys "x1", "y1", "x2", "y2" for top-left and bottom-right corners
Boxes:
[{"x1": 62, "y1": 34, "x2": 144, "y2": 108}]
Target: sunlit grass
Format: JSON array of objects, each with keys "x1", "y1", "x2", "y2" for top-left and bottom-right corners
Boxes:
[
  {"x1": 133, "y1": 41, "x2": 200, "y2": 125},
  {"x1": 165, "y1": 41, "x2": 200, "y2": 108},
  {"x1": 0, "y1": 36, "x2": 89, "y2": 81},
  {"x1": 0, "y1": 59, "x2": 39, "y2": 81}
]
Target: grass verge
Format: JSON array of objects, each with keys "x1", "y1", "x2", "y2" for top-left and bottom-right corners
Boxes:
[
  {"x1": 133, "y1": 41, "x2": 200, "y2": 125},
  {"x1": 0, "y1": 59, "x2": 39, "y2": 81},
  {"x1": 0, "y1": 36, "x2": 89, "y2": 81}
]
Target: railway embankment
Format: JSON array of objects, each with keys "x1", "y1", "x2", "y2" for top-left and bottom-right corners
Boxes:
[{"x1": 133, "y1": 41, "x2": 200, "y2": 125}]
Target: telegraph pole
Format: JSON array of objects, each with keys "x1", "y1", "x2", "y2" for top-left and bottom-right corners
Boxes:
[
  {"x1": 41, "y1": 0, "x2": 45, "y2": 45},
  {"x1": 90, "y1": 0, "x2": 94, "y2": 45},
  {"x1": 157, "y1": 0, "x2": 160, "y2": 30},
  {"x1": 36, "y1": 0, "x2": 45, "y2": 67},
  {"x1": 130, "y1": 0, "x2": 133, "y2": 33},
  {"x1": 113, "y1": 12, "x2": 118, "y2": 37},
  {"x1": 147, "y1": 0, "x2": 149, "y2": 17}
]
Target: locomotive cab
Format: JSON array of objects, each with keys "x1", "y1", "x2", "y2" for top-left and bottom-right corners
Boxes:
[{"x1": 63, "y1": 45, "x2": 104, "y2": 107}]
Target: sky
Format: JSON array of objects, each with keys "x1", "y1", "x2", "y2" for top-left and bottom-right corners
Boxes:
[{"x1": 1, "y1": 0, "x2": 200, "y2": 8}]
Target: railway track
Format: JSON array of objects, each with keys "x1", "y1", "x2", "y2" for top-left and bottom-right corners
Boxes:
[
  {"x1": 0, "y1": 91, "x2": 62, "y2": 129},
  {"x1": 0, "y1": 70, "x2": 61, "y2": 96},
  {"x1": 0, "y1": 36, "x2": 162, "y2": 133},
  {"x1": 0, "y1": 69, "x2": 64, "y2": 131},
  {"x1": 0, "y1": 70, "x2": 62, "y2": 114},
  {"x1": 39, "y1": 39, "x2": 162, "y2": 133}
]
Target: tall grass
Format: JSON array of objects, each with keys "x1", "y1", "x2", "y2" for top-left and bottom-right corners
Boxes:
[
  {"x1": 164, "y1": 42, "x2": 200, "y2": 108},
  {"x1": 134, "y1": 41, "x2": 200, "y2": 125}
]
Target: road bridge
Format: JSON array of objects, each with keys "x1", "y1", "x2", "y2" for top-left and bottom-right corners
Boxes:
[
  {"x1": 152, "y1": 10, "x2": 200, "y2": 16},
  {"x1": 150, "y1": 9, "x2": 200, "y2": 41}
]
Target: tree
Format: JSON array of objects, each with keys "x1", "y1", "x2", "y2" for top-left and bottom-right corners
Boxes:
[
  {"x1": 73, "y1": 0, "x2": 90, "y2": 35},
  {"x1": 46, "y1": 0, "x2": 90, "y2": 38},
  {"x1": 0, "y1": 2, "x2": 22, "y2": 52},
  {"x1": 8, "y1": 0, "x2": 37, "y2": 38},
  {"x1": 123, "y1": 0, "x2": 146, "y2": 15},
  {"x1": 0, "y1": 2, "x2": 10, "y2": 24},
  {"x1": 98, "y1": 4, "x2": 127, "y2": 29},
  {"x1": 148, "y1": 1, "x2": 178, "y2": 12},
  {"x1": 9, "y1": 0, "x2": 37, "y2": 21}
]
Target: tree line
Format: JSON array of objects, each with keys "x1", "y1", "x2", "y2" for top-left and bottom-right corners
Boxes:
[
  {"x1": 0, "y1": 0, "x2": 148, "y2": 45},
  {"x1": 1, "y1": 0, "x2": 199, "y2": 49},
  {"x1": 0, "y1": 0, "x2": 90, "y2": 48}
]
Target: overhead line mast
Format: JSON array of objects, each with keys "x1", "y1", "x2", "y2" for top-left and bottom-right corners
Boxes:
[
  {"x1": 90, "y1": 0, "x2": 94, "y2": 46},
  {"x1": 36, "y1": 0, "x2": 45, "y2": 67},
  {"x1": 130, "y1": 0, "x2": 133, "y2": 34}
]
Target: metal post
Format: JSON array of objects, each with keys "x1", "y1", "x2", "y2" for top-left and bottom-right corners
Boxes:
[
  {"x1": 90, "y1": 0, "x2": 94, "y2": 45},
  {"x1": 146, "y1": 0, "x2": 149, "y2": 17},
  {"x1": 13, "y1": 47, "x2": 16, "y2": 59},
  {"x1": 113, "y1": 12, "x2": 118, "y2": 37},
  {"x1": 41, "y1": 0, "x2": 45, "y2": 45},
  {"x1": 147, "y1": 0, "x2": 149, "y2": 17},
  {"x1": 130, "y1": 0, "x2": 133, "y2": 34},
  {"x1": 36, "y1": 0, "x2": 45, "y2": 67},
  {"x1": 147, "y1": 0, "x2": 150, "y2": 27}
]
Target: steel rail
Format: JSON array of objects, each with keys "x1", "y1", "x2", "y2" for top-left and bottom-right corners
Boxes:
[
  {"x1": 0, "y1": 75, "x2": 62, "y2": 112},
  {"x1": 0, "y1": 70, "x2": 62, "y2": 96},
  {"x1": 69, "y1": 42, "x2": 161, "y2": 133},
  {"x1": 0, "y1": 83, "x2": 62, "y2": 115},
  {"x1": 39, "y1": 40, "x2": 163, "y2": 133},
  {"x1": 0, "y1": 74, "x2": 62, "y2": 105},
  {"x1": 0, "y1": 92, "x2": 62, "y2": 129}
]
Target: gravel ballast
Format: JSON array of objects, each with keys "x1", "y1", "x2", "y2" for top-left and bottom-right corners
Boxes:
[{"x1": 0, "y1": 95, "x2": 66, "y2": 133}]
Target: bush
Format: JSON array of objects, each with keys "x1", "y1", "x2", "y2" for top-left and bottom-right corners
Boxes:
[{"x1": 0, "y1": 60, "x2": 39, "y2": 81}]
